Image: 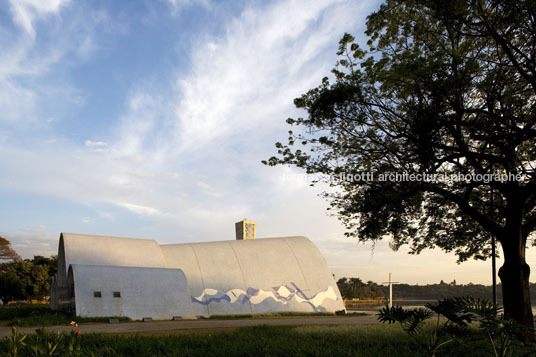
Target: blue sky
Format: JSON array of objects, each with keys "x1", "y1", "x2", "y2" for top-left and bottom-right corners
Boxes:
[{"x1": 1, "y1": 0, "x2": 533, "y2": 285}]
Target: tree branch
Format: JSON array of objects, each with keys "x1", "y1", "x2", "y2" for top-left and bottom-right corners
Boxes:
[{"x1": 422, "y1": 183, "x2": 503, "y2": 238}]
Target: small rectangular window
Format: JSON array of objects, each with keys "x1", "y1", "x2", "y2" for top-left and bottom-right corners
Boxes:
[
  {"x1": 113, "y1": 291, "x2": 121, "y2": 298},
  {"x1": 94, "y1": 291, "x2": 101, "y2": 298}
]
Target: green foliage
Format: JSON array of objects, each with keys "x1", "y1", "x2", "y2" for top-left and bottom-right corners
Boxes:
[
  {"x1": 31, "y1": 256, "x2": 58, "y2": 280},
  {"x1": 208, "y1": 311, "x2": 336, "y2": 319},
  {"x1": 378, "y1": 297, "x2": 534, "y2": 356},
  {"x1": 5, "y1": 261, "x2": 50, "y2": 301},
  {"x1": 452, "y1": 297, "x2": 533, "y2": 357},
  {"x1": 0, "y1": 272, "x2": 25, "y2": 305},
  {"x1": 7, "y1": 313, "x2": 72, "y2": 328},
  {"x1": 378, "y1": 304, "x2": 464, "y2": 354},
  {"x1": 2, "y1": 323, "x2": 535, "y2": 356},
  {"x1": 0, "y1": 237, "x2": 20, "y2": 262},
  {"x1": 378, "y1": 306, "x2": 434, "y2": 335},
  {"x1": 0, "y1": 304, "x2": 131, "y2": 327},
  {"x1": 337, "y1": 277, "x2": 385, "y2": 300},
  {"x1": 340, "y1": 278, "x2": 536, "y2": 301},
  {"x1": 29, "y1": 328, "x2": 59, "y2": 357},
  {"x1": 6, "y1": 325, "x2": 27, "y2": 357},
  {"x1": 377, "y1": 305, "x2": 412, "y2": 324},
  {"x1": 379, "y1": 281, "x2": 514, "y2": 300},
  {"x1": 425, "y1": 297, "x2": 476, "y2": 328},
  {"x1": 0, "y1": 304, "x2": 52, "y2": 321},
  {"x1": 1, "y1": 255, "x2": 58, "y2": 304},
  {"x1": 0, "y1": 304, "x2": 74, "y2": 327}
]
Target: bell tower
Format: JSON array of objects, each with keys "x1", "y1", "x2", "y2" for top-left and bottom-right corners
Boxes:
[{"x1": 235, "y1": 219, "x2": 256, "y2": 240}]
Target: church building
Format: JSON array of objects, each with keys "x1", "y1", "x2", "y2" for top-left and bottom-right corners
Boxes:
[{"x1": 50, "y1": 227, "x2": 345, "y2": 319}]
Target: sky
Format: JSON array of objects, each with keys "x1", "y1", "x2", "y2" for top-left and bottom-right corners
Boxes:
[{"x1": 0, "y1": 0, "x2": 533, "y2": 285}]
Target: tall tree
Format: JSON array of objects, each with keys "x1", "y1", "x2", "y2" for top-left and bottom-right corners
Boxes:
[
  {"x1": 7, "y1": 260, "x2": 50, "y2": 301},
  {"x1": 265, "y1": 0, "x2": 536, "y2": 338},
  {"x1": 0, "y1": 237, "x2": 20, "y2": 262},
  {"x1": 0, "y1": 271, "x2": 24, "y2": 305},
  {"x1": 32, "y1": 255, "x2": 58, "y2": 278}
]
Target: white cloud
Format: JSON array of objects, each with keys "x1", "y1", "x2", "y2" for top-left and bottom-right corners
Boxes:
[
  {"x1": 85, "y1": 140, "x2": 108, "y2": 147},
  {"x1": 9, "y1": 0, "x2": 71, "y2": 39},
  {"x1": 174, "y1": 0, "x2": 375, "y2": 154},
  {"x1": 0, "y1": 0, "x2": 377, "y2": 242},
  {"x1": 77, "y1": 35, "x2": 95, "y2": 57},
  {"x1": 173, "y1": 0, "x2": 347, "y2": 151},
  {"x1": 116, "y1": 202, "x2": 162, "y2": 217},
  {"x1": 166, "y1": 0, "x2": 211, "y2": 14},
  {"x1": 85, "y1": 140, "x2": 109, "y2": 152},
  {"x1": 1, "y1": 225, "x2": 57, "y2": 259},
  {"x1": 111, "y1": 90, "x2": 172, "y2": 161},
  {"x1": 0, "y1": 78, "x2": 35, "y2": 122},
  {"x1": 2, "y1": 0, "x2": 371, "y2": 224},
  {"x1": 0, "y1": 1, "x2": 109, "y2": 126}
]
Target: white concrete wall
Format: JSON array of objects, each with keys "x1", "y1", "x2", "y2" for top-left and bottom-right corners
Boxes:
[
  {"x1": 160, "y1": 244, "x2": 209, "y2": 317},
  {"x1": 70, "y1": 265, "x2": 194, "y2": 320},
  {"x1": 54, "y1": 233, "x2": 346, "y2": 317},
  {"x1": 190, "y1": 241, "x2": 252, "y2": 315},
  {"x1": 284, "y1": 237, "x2": 345, "y2": 312},
  {"x1": 161, "y1": 237, "x2": 346, "y2": 315},
  {"x1": 230, "y1": 237, "x2": 311, "y2": 313}
]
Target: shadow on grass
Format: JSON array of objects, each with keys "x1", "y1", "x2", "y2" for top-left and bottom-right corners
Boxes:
[{"x1": 0, "y1": 303, "x2": 130, "y2": 327}]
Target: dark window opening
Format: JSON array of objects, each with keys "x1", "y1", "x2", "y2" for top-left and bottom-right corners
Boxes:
[
  {"x1": 113, "y1": 291, "x2": 121, "y2": 298},
  {"x1": 94, "y1": 291, "x2": 102, "y2": 298}
]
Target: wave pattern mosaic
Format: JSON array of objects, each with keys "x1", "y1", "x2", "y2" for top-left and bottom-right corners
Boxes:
[{"x1": 191, "y1": 285, "x2": 338, "y2": 310}]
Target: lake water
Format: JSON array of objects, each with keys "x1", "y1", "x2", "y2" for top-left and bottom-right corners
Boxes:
[{"x1": 347, "y1": 300, "x2": 536, "y2": 315}]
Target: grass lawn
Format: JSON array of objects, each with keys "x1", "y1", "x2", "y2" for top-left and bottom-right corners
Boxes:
[
  {"x1": 207, "y1": 311, "x2": 366, "y2": 319},
  {"x1": 0, "y1": 303, "x2": 363, "y2": 327},
  {"x1": 0, "y1": 303, "x2": 130, "y2": 327},
  {"x1": 2, "y1": 323, "x2": 535, "y2": 356},
  {"x1": 1, "y1": 304, "x2": 534, "y2": 356}
]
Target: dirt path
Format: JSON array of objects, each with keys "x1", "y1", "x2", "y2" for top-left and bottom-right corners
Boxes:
[{"x1": 0, "y1": 314, "x2": 380, "y2": 337}]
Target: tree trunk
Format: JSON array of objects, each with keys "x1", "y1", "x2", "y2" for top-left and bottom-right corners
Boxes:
[{"x1": 498, "y1": 227, "x2": 534, "y2": 343}]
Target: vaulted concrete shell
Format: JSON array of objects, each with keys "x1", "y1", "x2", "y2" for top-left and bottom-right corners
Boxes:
[{"x1": 51, "y1": 233, "x2": 345, "y2": 319}]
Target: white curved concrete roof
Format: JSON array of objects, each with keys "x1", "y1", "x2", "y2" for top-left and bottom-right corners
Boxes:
[
  {"x1": 54, "y1": 233, "x2": 345, "y2": 318},
  {"x1": 58, "y1": 232, "x2": 165, "y2": 287},
  {"x1": 160, "y1": 236, "x2": 343, "y2": 315}
]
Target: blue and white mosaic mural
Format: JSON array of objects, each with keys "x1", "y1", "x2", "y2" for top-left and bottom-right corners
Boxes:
[{"x1": 191, "y1": 283, "x2": 338, "y2": 310}]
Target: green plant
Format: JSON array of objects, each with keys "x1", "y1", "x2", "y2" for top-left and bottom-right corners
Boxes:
[
  {"x1": 0, "y1": 303, "x2": 52, "y2": 320},
  {"x1": 378, "y1": 297, "x2": 535, "y2": 356},
  {"x1": 29, "y1": 328, "x2": 58, "y2": 356},
  {"x1": 0, "y1": 304, "x2": 132, "y2": 327},
  {"x1": 65, "y1": 329, "x2": 82, "y2": 356},
  {"x1": 378, "y1": 305, "x2": 458, "y2": 355},
  {"x1": 455, "y1": 297, "x2": 533, "y2": 357},
  {"x1": 208, "y1": 311, "x2": 336, "y2": 319},
  {"x1": 2, "y1": 323, "x2": 536, "y2": 356},
  {"x1": 6, "y1": 324, "x2": 27, "y2": 357}
]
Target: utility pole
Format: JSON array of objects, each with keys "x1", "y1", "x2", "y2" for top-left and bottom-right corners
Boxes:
[
  {"x1": 491, "y1": 188, "x2": 497, "y2": 308},
  {"x1": 382, "y1": 272, "x2": 399, "y2": 308},
  {"x1": 492, "y1": 233, "x2": 497, "y2": 307}
]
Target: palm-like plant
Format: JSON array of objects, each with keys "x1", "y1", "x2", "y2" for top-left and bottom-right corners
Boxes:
[{"x1": 378, "y1": 297, "x2": 533, "y2": 356}]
